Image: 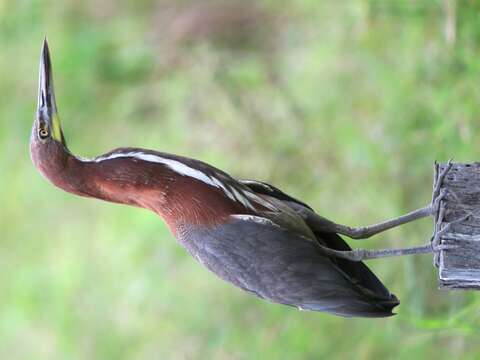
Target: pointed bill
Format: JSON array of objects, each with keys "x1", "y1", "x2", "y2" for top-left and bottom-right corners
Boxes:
[{"x1": 37, "y1": 38, "x2": 63, "y2": 142}]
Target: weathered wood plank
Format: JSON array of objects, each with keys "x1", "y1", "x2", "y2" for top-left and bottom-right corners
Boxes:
[{"x1": 436, "y1": 162, "x2": 480, "y2": 289}]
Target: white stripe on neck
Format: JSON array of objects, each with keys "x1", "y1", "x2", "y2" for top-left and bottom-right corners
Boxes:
[
  {"x1": 92, "y1": 151, "x2": 269, "y2": 211},
  {"x1": 94, "y1": 151, "x2": 219, "y2": 188}
]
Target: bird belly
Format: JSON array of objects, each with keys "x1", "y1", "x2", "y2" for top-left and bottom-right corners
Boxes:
[{"x1": 175, "y1": 218, "x2": 397, "y2": 317}]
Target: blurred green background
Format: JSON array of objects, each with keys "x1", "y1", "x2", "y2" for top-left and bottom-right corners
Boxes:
[{"x1": 2, "y1": 0, "x2": 480, "y2": 358}]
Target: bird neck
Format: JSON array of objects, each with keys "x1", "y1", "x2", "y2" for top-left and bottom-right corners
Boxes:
[
  {"x1": 30, "y1": 138, "x2": 88, "y2": 197},
  {"x1": 32, "y1": 143, "x2": 251, "y2": 231},
  {"x1": 76, "y1": 156, "x2": 248, "y2": 231}
]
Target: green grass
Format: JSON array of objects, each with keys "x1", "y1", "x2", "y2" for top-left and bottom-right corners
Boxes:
[{"x1": 2, "y1": 0, "x2": 480, "y2": 358}]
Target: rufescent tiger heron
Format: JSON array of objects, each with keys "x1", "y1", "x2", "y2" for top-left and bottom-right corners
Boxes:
[{"x1": 31, "y1": 39, "x2": 452, "y2": 318}]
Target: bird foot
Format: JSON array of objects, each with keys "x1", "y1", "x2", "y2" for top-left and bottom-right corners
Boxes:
[
  {"x1": 432, "y1": 207, "x2": 474, "y2": 267},
  {"x1": 432, "y1": 243, "x2": 458, "y2": 252},
  {"x1": 429, "y1": 160, "x2": 453, "y2": 218},
  {"x1": 432, "y1": 159, "x2": 453, "y2": 201},
  {"x1": 430, "y1": 188, "x2": 447, "y2": 217}
]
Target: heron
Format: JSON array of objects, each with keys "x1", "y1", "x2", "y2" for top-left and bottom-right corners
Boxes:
[{"x1": 31, "y1": 39, "x2": 450, "y2": 317}]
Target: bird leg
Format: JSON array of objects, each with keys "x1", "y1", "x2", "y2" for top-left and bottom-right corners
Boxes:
[
  {"x1": 323, "y1": 206, "x2": 435, "y2": 239},
  {"x1": 321, "y1": 200, "x2": 476, "y2": 263},
  {"x1": 315, "y1": 241, "x2": 456, "y2": 262},
  {"x1": 312, "y1": 160, "x2": 479, "y2": 262},
  {"x1": 321, "y1": 207, "x2": 472, "y2": 262},
  {"x1": 309, "y1": 161, "x2": 453, "y2": 240}
]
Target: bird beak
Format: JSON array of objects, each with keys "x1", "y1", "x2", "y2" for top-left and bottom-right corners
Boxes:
[{"x1": 37, "y1": 38, "x2": 63, "y2": 143}]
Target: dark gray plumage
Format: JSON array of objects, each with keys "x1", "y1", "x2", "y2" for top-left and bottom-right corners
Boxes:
[{"x1": 176, "y1": 180, "x2": 399, "y2": 318}]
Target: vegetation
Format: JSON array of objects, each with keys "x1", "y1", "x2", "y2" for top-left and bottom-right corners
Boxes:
[{"x1": 1, "y1": 0, "x2": 480, "y2": 358}]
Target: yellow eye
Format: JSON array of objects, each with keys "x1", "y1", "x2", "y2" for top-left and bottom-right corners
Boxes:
[{"x1": 39, "y1": 128, "x2": 49, "y2": 139}]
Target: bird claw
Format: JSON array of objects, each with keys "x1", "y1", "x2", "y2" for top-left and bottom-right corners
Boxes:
[
  {"x1": 431, "y1": 208, "x2": 474, "y2": 266},
  {"x1": 432, "y1": 243, "x2": 458, "y2": 252},
  {"x1": 430, "y1": 161, "x2": 453, "y2": 267},
  {"x1": 432, "y1": 159, "x2": 453, "y2": 213},
  {"x1": 430, "y1": 188, "x2": 447, "y2": 216},
  {"x1": 431, "y1": 160, "x2": 453, "y2": 207}
]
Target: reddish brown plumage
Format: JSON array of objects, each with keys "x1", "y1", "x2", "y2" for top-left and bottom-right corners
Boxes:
[
  {"x1": 31, "y1": 140, "x2": 255, "y2": 233},
  {"x1": 83, "y1": 155, "x2": 254, "y2": 232}
]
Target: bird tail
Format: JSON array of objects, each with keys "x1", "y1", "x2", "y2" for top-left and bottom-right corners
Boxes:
[{"x1": 315, "y1": 231, "x2": 400, "y2": 317}]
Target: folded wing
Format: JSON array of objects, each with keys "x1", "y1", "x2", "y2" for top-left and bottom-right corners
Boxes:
[{"x1": 240, "y1": 179, "x2": 399, "y2": 315}]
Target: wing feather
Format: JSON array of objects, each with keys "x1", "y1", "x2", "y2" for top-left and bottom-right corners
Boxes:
[
  {"x1": 178, "y1": 217, "x2": 398, "y2": 317},
  {"x1": 240, "y1": 179, "x2": 398, "y2": 308}
]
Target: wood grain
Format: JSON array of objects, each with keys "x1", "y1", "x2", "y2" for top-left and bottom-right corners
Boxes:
[{"x1": 436, "y1": 162, "x2": 480, "y2": 289}]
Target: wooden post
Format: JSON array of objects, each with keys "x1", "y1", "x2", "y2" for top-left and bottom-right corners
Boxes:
[{"x1": 435, "y1": 162, "x2": 480, "y2": 289}]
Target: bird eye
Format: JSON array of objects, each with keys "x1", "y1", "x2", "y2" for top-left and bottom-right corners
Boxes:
[{"x1": 39, "y1": 128, "x2": 49, "y2": 139}]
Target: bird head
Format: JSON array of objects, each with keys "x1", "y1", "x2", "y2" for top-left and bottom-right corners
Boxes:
[
  {"x1": 33, "y1": 39, "x2": 65, "y2": 145},
  {"x1": 30, "y1": 39, "x2": 70, "y2": 179}
]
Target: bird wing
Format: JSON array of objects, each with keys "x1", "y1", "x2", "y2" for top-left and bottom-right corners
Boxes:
[
  {"x1": 239, "y1": 179, "x2": 398, "y2": 309},
  {"x1": 239, "y1": 179, "x2": 313, "y2": 210},
  {"x1": 178, "y1": 215, "x2": 398, "y2": 317}
]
